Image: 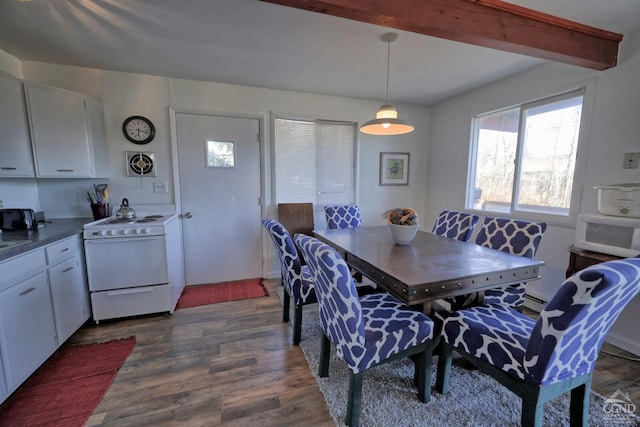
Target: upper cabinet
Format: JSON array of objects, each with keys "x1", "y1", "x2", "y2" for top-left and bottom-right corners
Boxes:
[
  {"x1": 24, "y1": 83, "x2": 109, "y2": 178},
  {"x1": 0, "y1": 73, "x2": 35, "y2": 177}
]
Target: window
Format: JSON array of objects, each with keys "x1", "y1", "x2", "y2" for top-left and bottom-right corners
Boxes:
[
  {"x1": 274, "y1": 117, "x2": 356, "y2": 205},
  {"x1": 467, "y1": 88, "x2": 585, "y2": 218}
]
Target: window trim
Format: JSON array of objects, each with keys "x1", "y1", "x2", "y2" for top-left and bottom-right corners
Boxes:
[{"x1": 466, "y1": 79, "x2": 596, "y2": 228}]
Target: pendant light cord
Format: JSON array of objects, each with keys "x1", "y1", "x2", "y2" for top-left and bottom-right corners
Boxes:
[{"x1": 385, "y1": 39, "x2": 391, "y2": 104}]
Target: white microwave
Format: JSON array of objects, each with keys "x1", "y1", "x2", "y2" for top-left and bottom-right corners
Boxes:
[{"x1": 574, "y1": 213, "x2": 640, "y2": 257}]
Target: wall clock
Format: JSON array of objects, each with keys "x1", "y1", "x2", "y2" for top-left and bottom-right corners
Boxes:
[{"x1": 122, "y1": 115, "x2": 155, "y2": 144}]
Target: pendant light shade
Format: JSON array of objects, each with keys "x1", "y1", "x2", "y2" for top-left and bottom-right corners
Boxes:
[{"x1": 360, "y1": 33, "x2": 414, "y2": 136}]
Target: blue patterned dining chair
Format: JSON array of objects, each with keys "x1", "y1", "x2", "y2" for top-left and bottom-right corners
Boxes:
[
  {"x1": 475, "y1": 217, "x2": 547, "y2": 309},
  {"x1": 294, "y1": 233, "x2": 435, "y2": 427},
  {"x1": 436, "y1": 257, "x2": 640, "y2": 427},
  {"x1": 324, "y1": 204, "x2": 364, "y2": 283},
  {"x1": 431, "y1": 209, "x2": 480, "y2": 242},
  {"x1": 324, "y1": 205, "x2": 362, "y2": 230},
  {"x1": 262, "y1": 218, "x2": 317, "y2": 345}
]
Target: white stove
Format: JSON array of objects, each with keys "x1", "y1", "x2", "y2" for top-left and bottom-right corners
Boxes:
[{"x1": 83, "y1": 212, "x2": 184, "y2": 322}]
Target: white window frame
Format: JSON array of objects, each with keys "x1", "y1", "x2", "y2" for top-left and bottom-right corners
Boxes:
[{"x1": 466, "y1": 81, "x2": 596, "y2": 227}]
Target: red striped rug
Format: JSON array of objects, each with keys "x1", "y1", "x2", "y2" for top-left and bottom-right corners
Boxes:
[
  {"x1": 0, "y1": 337, "x2": 136, "y2": 427},
  {"x1": 176, "y1": 278, "x2": 268, "y2": 309}
]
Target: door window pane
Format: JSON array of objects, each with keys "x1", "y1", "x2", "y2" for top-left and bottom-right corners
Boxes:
[{"x1": 207, "y1": 140, "x2": 235, "y2": 168}]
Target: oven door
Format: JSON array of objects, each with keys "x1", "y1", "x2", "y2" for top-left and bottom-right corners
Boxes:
[{"x1": 84, "y1": 236, "x2": 169, "y2": 292}]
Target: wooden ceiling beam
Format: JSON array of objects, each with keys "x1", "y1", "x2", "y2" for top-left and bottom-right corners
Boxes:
[{"x1": 259, "y1": 0, "x2": 623, "y2": 70}]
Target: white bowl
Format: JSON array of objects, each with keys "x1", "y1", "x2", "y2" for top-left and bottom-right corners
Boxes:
[{"x1": 388, "y1": 223, "x2": 419, "y2": 244}]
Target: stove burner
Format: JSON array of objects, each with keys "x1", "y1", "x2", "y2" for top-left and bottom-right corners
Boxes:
[{"x1": 136, "y1": 218, "x2": 157, "y2": 223}]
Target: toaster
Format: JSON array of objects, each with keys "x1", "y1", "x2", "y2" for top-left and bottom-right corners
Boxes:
[{"x1": 0, "y1": 209, "x2": 38, "y2": 231}]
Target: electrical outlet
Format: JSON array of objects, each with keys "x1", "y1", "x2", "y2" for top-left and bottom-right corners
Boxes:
[
  {"x1": 623, "y1": 152, "x2": 640, "y2": 169},
  {"x1": 153, "y1": 181, "x2": 168, "y2": 193}
]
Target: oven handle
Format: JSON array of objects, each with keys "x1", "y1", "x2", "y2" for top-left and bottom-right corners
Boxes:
[
  {"x1": 106, "y1": 288, "x2": 155, "y2": 296},
  {"x1": 84, "y1": 236, "x2": 163, "y2": 244}
]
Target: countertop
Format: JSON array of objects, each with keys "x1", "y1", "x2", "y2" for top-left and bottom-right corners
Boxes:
[{"x1": 0, "y1": 217, "x2": 92, "y2": 262}]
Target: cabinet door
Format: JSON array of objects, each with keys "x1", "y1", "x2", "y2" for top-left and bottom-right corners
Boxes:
[
  {"x1": 0, "y1": 271, "x2": 57, "y2": 391},
  {"x1": 49, "y1": 255, "x2": 90, "y2": 344},
  {"x1": 84, "y1": 95, "x2": 110, "y2": 178},
  {"x1": 0, "y1": 73, "x2": 34, "y2": 177},
  {"x1": 0, "y1": 346, "x2": 7, "y2": 404},
  {"x1": 25, "y1": 84, "x2": 93, "y2": 177}
]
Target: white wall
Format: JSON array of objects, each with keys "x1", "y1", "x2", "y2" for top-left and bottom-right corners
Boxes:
[
  {"x1": 1, "y1": 59, "x2": 430, "y2": 277},
  {"x1": 427, "y1": 28, "x2": 640, "y2": 355}
]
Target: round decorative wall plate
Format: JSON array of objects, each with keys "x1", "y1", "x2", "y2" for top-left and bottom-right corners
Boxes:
[{"x1": 126, "y1": 151, "x2": 156, "y2": 177}]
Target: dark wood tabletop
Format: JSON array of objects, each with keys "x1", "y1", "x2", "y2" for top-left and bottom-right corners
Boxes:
[{"x1": 313, "y1": 226, "x2": 544, "y2": 311}]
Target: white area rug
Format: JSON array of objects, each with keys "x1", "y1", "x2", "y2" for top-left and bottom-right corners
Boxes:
[{"x1": 285, "y1": 289, "x2": 639, "y2": 427}]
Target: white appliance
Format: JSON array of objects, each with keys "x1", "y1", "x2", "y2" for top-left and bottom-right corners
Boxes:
[
  {"x1": 594, "y1": 183, "x2": 640, "y2": 218},
  {"x1": 574, "y1": 213, "x2": 640, "y2": 258},
  {"x1": 83, "y1": 213, "x2": 184, "y2": 322}
]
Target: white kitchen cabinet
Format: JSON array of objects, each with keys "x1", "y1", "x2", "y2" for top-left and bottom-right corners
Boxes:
[
  {"x1": 0, "y1": 72, "x2": 34, "y2": 177},
  {"x1": 0, "y1": 269, "x2": 57, "y2": 392},
  {"x1": 0, "y1": 345, "x2": 7, "y2": 404},
  {"x1": 24, "y1": 83, "x2": 109, "y2": 178},
  {"x1": 47, "y1": 235, "x2": 91, "y2": 344}
]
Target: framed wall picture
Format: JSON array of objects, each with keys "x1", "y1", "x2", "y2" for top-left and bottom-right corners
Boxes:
[{"x1": 379, "y1": 152, "x2": 410, "y2": 186}]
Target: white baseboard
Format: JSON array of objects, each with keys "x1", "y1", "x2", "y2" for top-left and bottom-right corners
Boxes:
[{"x1": 604, "y1": 333, "x2": 640, "y2": 357}]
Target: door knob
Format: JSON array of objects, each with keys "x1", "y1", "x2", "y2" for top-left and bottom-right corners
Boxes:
[{"x1": 184, "y1": 212, "x2": 193, "y2": 219}]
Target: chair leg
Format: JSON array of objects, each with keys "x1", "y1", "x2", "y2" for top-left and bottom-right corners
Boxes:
[
  {"x1": 319, "y1": 333, "x2": 331, "y2": 378},
  {"x1": 346, "y1": 371, "x2": 363, "y2": 427},
  {"x1": 570, "y1": 382, "x2": 590, "y2": 427},
  {"x1": 435, "y1": 343, "x2": 453, "y2": 394},
  {"x1": 292, "y1": 303, "x2": 303, "y2": 345},
  {"x1": 415, "y1": 347, "x2": 432, "y2": 403},
  {"x1": 521, "y1": 398, "x2": 544, "y2": 427},
  {"x1": 282, "y1": 285, "x2": 290, "y2": 323}
]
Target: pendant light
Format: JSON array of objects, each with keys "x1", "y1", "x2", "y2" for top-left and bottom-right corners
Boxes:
[{"x1": 360, "y1": 32, "x2": 414, "y2": 136}]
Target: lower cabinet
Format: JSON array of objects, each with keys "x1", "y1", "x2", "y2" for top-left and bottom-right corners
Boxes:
[
  {"x1": 0, "y1": 270, "x2": 57, "y2": 391},
  {"x1": 0, "y1": 234, "x2": 90, "y2": 405},
  {"x1": 49, "y1": 254, "x2": 91, "y2": 344}
]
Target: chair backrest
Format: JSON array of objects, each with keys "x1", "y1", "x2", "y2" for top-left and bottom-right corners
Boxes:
[
  {"x1": 294, "y1": 234, "x2": 366, "y2": 367},
  {"x1": 262, "y1": 218, "x2": 306, "y2": 302},
  {"x1": 431, "y1": 209, "x2": 480, "y2": 242},
  {"x1": 523, "y1": 257, "x2": 640, "y2": 386},
  {"x1": 474, "y1": 216, "x2": 546, "y2": 258},
  {"x1": 324, "y1": 205, "x2": 362, "y2": 230}
]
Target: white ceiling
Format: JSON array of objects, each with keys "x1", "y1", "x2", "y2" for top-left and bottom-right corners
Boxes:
[{"x1": 1, "y1": 0, "x2": 639, "y2": 106}]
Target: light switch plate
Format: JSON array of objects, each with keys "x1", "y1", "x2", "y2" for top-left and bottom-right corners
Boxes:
[
  {"x1": 623, "y1": 152, "x2": 640, "y2": 169},
  {"x1": 153, "y1": 181, "x2": 168, "y2": 193}
]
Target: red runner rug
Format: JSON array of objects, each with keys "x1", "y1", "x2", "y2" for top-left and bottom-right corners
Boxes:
[
  {"x1": 0, "y1": 336, "x2": 136, "y2": 427},
  {"x1": 176, "y1": 278, "x2": 268, "y2": 309}
]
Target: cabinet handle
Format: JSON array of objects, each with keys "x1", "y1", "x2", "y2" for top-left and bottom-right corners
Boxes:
[
  {"x1": 62, "y1": 266, "x2": 74, "y2": 273},
  {"x1": 60, "y1": 248, "x2": 70, "y2": 253},
  {"x1": 19, "y1": 287, "x2": 36, "y2": 296},
  {"x1": 1, "y1": 167, "x2": 17, "y2": 170},
  {"x1": 56, "y1": 169, "x2": 75, "y2": 172}
]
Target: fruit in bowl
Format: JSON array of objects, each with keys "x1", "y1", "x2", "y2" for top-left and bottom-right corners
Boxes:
[{"x1": 387, "y1": 208, "x2": 419, "y2": 244}]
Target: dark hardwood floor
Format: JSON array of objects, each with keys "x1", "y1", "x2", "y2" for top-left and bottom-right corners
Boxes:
[{"x1": 62, "y1": 279, "x2": 638, "y2": 426}]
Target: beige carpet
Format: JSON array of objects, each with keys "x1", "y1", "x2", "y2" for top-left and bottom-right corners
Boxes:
[{"x1": 292, "y1": 297, "x2": 639, "y2": 427}]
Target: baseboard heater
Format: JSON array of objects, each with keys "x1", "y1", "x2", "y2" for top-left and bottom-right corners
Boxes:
[{"x1": 524, "y1": 294, "x2": 547, "y2": 312}]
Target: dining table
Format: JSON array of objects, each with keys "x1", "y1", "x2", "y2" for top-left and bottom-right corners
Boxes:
[{"x1": 313, "y1": 225, "x2": 544, "y2": 314}]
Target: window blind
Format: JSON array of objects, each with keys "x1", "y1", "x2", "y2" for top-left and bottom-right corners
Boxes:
[{"x1": 274, "y1": 117, "x2": 356, "y2": 205}]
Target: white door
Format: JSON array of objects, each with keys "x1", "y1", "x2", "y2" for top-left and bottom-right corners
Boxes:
[{"x1": 176, "y1": 113, "x2": 262, "y2": 285}]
